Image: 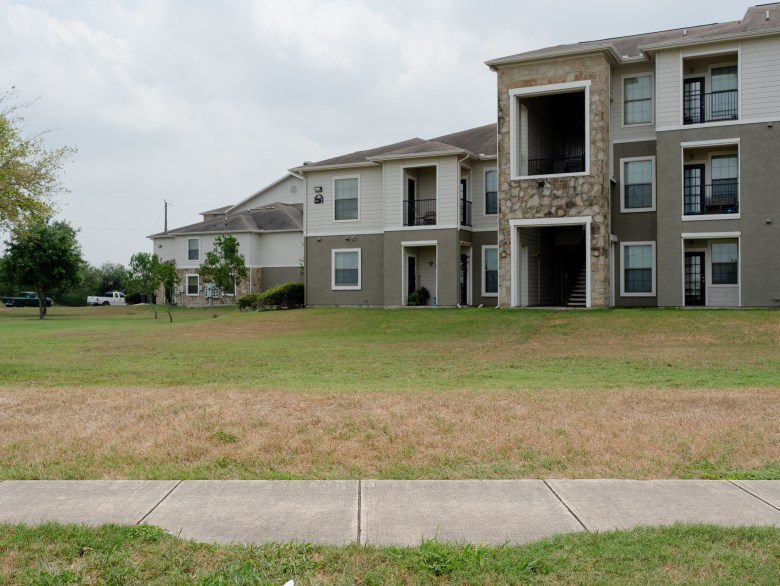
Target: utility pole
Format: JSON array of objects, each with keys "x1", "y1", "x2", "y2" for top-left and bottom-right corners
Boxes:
[{"x1": 164, "y1": 200, "x2": 168, "y2": 233}]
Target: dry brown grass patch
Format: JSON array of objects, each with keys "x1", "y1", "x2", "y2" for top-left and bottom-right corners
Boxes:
[{"x1": 1, "y1": 386, "x2": 777, "y2": 479}]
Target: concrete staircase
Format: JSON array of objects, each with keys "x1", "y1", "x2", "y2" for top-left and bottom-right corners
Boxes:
[{"x1": 567, "y1": 268, "x2": 587, "y2": 307}]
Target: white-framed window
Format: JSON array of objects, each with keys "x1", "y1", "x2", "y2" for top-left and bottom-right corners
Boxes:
[
  {"x1": 484, "y1": 169, "x2": 498, "y2": 215},
  {"x1": 711, "y1": 241, "x2": 738, "y2": 285},
  {"x1": 482, "y1": 246, "x2": 498, "y2": 296},
  {"x1": 188, "y1": 238, "x2": 200, "y2": 261},
  {"x1": 334, "y1": 176, "x2": 359, "y2": 221},
  {"x1": 186, "y1": 274, "x2": 199, "y2": 296},
  {"x1": 620, "y1": 242, "x2": 656, "y2": 296},
  {"x1": 509, "y1": 80, "x2": 590, "y2": 180},
  {"x1": 332, "y1": 248, "x2": 361, "y2": 290},
  {"x1": 620, "y1": 157, "x2": 655, "y2": 212},
  {"x1": 623, "y1": 74, "x2": 653, "y2": 125}
]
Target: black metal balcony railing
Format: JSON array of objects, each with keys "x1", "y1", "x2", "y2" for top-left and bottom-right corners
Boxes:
[
  {"x1": 683, "y1": 89, "x2": 738, "y2": 125},
  {"x1": 684, "y1": 181, "x2": 739, "y2": 215},
  {"x1": 460, "y1": 199, "x2": 472, "y2": 227},
  {"x1": 403, "y1": 198, "x2": 437, "y2": 226}
]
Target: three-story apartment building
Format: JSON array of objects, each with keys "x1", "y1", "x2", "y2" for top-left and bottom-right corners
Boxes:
[{"x1": 487, "y1": 2, "x2": 780, "y2": 307}]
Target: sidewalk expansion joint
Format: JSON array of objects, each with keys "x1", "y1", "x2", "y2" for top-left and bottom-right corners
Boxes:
[
  {"x1": 356, "y1": 479, "x2": 362, "y2": 544},
  {"x1": 543, "y1": 481, "x2": 589, "y2": 532},
  {"x1": 136, "y1": 480, "x2": 183, "y2": 526},
  {"x1": 728, "y1": 480, "x2": 780, "y2": 513}
]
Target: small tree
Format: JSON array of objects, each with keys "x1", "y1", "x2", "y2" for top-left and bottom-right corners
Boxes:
[
  {"x1": 198, "y1": 234, "x2": 248, "y2": 303},
  {"x1": 0, "y1": 88, "x2": 77, "y2": 232},
  {"x1": 126, "y1": 252, "x2": 162, "y2": 319},
  {"x1": 158, "y1": 259, "x2": 181, "y2": 322},
  {"x1": 2, "y1": 220, "x2": 84, "y2": 319}
]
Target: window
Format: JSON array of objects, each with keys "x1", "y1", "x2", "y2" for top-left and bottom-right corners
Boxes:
[
  {"x1": 623, "y1": 75, "x2": 652, "y2": 125},
  {"x1": 710, "y1": 65, "x2": 738, "y2": 120},
  {"x1": 712, "y1": 242, "x2": 738, "y2": 284},
  {"x1": 188, "y1": 238, "x2": 199, "y2": 261},
  {"x1": 509, "y1": 81, "x2": 590, "y2": 179},
  {"x1": 621, "y1": 158, "x2": 655, "y2": 211},
  {"x1": 334, "y1": 177, "x2": 359, "y2": 220},
  {"x1": 332, "y1": 249, "x2": 361, "y2": 289},
  {"x1": 186, "y1": 274, "x2": 199, "y2": 296},
  {"x1": 711, "y1": 155, "x2": 738, "y2": 208},
  {"x1": 621, "y1": 242, "x2": 655, "y2": 296},
  {"x1": 483, "y1": 246, "x2": 498, "y2": 296},
  {"x1": 485, "y1": 169, "x2": 498, "y2": 215}
]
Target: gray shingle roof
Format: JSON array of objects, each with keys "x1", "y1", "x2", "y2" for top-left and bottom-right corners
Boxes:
[
  {"x1": 149, "y1": 202, "x2": 302, "y2": 238},
  {"x1": 486, "y1": 3, "x2": 780, "y2": 66},
  {"x1": 296, "y1": 123, "x2": 497, "y2": 170}
]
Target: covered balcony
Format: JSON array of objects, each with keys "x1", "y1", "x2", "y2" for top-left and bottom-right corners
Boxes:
[
  {"x1": 403, "y1": 165, "x2": 437, "y2": 226},
  {"x1": 683, "y1": 144, "x2": 739, "y2": 216},
  {"x1": 683, "y1": 55, "x2": 738, "y2": 125}
]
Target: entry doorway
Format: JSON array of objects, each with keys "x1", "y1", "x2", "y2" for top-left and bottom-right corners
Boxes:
[{"x1": 685, "y1": 251, "x2": 705, "y2": 306}]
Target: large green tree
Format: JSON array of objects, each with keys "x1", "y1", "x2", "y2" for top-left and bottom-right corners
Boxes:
[
  {"x1": 126, "y1": 252, "x2": 163, "y2": 319},
  {"x1": 2, "y1": 220, "x2": 84, "y2": 319},
  {"x1": 0, "y1": 89, "x2": 77, "y2": 232},
  {"x1": 198, "y1": 234, "x2": 248, "y2": 302}
]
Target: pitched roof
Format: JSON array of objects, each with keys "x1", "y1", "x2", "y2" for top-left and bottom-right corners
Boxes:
[
  {"x1": 486, "y1": 3, "x2": 780, "y2": 66},
  {"x1": 200, "y1": 204, "x2": 233, "y2": 216},
  {"x1": 149, "y1": 202, "x2": 302, "y2": 238},
  {"x1": 294, "y1": 123, "x2": 497, "y2": 170}
]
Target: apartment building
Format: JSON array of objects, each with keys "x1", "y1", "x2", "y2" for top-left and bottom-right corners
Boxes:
[{"x1": 487, "y1": 2, "x2": 780, "y2": 307}]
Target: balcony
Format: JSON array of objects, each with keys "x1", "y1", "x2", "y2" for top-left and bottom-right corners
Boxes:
[
  {"x1": 403, "y1": 198, "x2": 437, "y2": 226},
  {"x1": 683, "y1": 89, "x2": 739, "y2": 125},
  {"x1": 684, "y1": 181, "x2": 739, "y2": 216}
]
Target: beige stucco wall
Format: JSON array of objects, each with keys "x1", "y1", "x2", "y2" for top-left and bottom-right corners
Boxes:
[{"x1": 495, "y1": 52, "x2": 612, "y2": 307}]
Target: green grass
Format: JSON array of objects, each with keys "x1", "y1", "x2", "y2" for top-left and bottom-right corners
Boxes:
[
  {"x1": 1, "y1": 522, "x2": 778, "y2": 584},
  {"x1": 2, "y1": 305, "x2": 779, "y2": 390}
]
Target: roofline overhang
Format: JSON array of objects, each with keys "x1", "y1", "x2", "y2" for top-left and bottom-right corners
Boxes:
[
  {"x1": 639, "y1": 26, "x2": 780, "y2": 53},
  {"x1": 289, "y1": 161, "x2": 380, "y2": 173},
  {"x1": 486, "y1": 45, "x2": 624, "y2": 70},
  {"x1": 148, "y1": 227, "x2": 302, "y2": 239},
  {"x1": 366, "y1": 148, "x2": 467, "y2": 162},
  {"x1": 226, "y1": 173, "x2": 300, "y2": 214}
]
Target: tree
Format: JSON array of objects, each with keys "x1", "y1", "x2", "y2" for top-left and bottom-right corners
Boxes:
[
  {"x1": 126, "y1": 252, "x2": 162, "y2": 319},
  {"x1": 0, "y1": 88, "x2": 77, "y2": 232},
  {"x1": 3, "y1": 220, "x2": 84, "y2": 319},
  {"x1": 198, "y1": 234, "x2": 248, "y2": 303},
  {"x1": 158, "y1": 259, "x2": 181, "y2": 322}
]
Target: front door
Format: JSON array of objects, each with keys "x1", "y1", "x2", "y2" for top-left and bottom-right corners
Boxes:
[
  {"x1": 407, "y1": 255, "x2": 416, "y2": 299},
  {"x1": 683, "y1": 77, "x2": 705, "y2": 124},
  {"x1": 460, "y1": 253, "x2": 469, "y2": 305},
  {"x1": 684, "y1": 164, "x2": 705, "y2": 215},
  {"x1": 685, "y1": 252, "x2": 705, "y2": 306},
  {"x1": 407, "y1": 178, "x2": 416, "y2": 226}
]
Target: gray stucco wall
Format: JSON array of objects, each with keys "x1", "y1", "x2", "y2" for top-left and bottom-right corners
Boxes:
[
  {"x1": 260, "y1": 267, "x2": 302, "y2": 291},
  {"x1": 655, "y1": 122, "x2": 780, "y2": 306},
  {"x1": 304, "y1": 234, "x2": 385, "y2": 307}
]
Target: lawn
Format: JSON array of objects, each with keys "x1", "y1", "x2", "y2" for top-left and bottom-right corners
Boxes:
[
  {"x1": 0, "y1": 305, "x2": 778, "y2": 479},
  {"x1": 1, "y1": 522, "x2": 778, "y2": 585}
]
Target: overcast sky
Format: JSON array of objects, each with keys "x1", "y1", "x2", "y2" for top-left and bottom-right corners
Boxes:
[{"x1": 1, "y1": 0, "x2": 750, "y2": 265}]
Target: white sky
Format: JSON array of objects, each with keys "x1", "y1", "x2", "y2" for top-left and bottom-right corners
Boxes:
[{"x1": 0, "y1": 0, "x2": 751, "y2": 265}]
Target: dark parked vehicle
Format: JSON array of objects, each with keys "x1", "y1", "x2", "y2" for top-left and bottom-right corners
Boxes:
[{"x1": 2, "y1": 291, "x2": 53, "y2": 308}]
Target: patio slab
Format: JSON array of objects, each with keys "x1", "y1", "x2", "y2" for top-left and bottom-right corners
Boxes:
[
  {"x1": 360, "y1": 480, "x2": 583, "y2": 546},
  {"x1": 0, "y1": 480, "x2": 178, "y2": 526},
  {"x1": 144, "y1": 480, "x2": 358, "y2": 545},
  {"x1": 547, "y1": 479, "x2": 780, "y2": 531}
]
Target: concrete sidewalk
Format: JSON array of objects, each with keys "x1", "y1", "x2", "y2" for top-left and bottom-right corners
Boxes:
[{"x1": 0, "y1": 480, "x2": 778, "y2": 546}]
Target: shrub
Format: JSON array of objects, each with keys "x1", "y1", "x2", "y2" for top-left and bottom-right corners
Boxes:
[
  {"x1": 237, "y1": 292, "x2": 262, "y2": 311},
  {"x1": 260, "y1": 282, "x2": 304, "y2": 309}
]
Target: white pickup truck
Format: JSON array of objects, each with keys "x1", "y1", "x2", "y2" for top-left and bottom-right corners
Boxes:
[{"x1": 87, "y1": 291, "x2": 126, "y2": 306}]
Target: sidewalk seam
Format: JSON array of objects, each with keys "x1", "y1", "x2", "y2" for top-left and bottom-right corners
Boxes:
[
  {"x1": 728, "y1": 480, "x2": 780, "y2": 513},
  {"x1": 136, "y1": 480, "x2": 182, "y2": 526},
  {"x1": 356, "y1": 479, "x2": 362, "y2": 545},
  {"x1": 543, "y1": 481, "x2": 589, "y2": 532}
]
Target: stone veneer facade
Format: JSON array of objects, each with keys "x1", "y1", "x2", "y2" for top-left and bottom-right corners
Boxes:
[{"x1": 495, "y1": 52, "x2": 612, "y2": 307}]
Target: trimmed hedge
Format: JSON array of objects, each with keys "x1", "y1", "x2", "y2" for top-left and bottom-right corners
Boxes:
[
  {"x1": 238, "y1": 282, "x2": 304, "y2": 311},
  {"x1": 237, "y1": 292, "x2": 262, "y2": 311}
]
